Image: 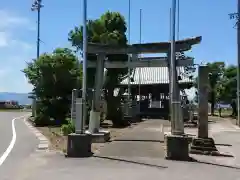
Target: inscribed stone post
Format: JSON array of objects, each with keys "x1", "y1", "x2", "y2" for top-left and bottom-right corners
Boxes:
[
  {"x1": 198, "y1": 65, "x2": 209, "y2": 138},
  {"x1": 71, "y1": 89, "x2": 78, "y2": 125},
  {"x1": 32, "y1": 98, "x2": 36, "y2": 117}
]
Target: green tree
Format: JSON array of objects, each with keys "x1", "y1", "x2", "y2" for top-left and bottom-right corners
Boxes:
[
  {"x1": 23, "y1": 48, "x2": 81, "y2": 126},
  {"x1": 206, "y1": 62, "x2": 225, "y2": 115},
  {"x1": 221, "y1": 65, "x2": 237, "y2": 102},
  {"x1": 217, "y1": 65, "x2": 237, "y2": 116},
  {"x1": 68, "y1": 11, "x2": 129, "y2": 126}
]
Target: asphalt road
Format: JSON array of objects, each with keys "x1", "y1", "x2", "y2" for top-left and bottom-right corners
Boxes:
[
  {"x1": 0, "y1": 112, "x2": 38, "y2": 179},
  {"x1": 0, "y1": 114, "x2": 240, "y2": 180}
]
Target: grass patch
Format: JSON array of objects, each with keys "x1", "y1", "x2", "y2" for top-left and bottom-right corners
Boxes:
[
  {"x1": 35, "y1": 120, "x2": 133, "y2": 153},
  {"x1": 37, "y1": 126, "x2": 67, "y2": 151},
  {"x1": 0, "y1": 109, "x2": 31, "y2": 112}
]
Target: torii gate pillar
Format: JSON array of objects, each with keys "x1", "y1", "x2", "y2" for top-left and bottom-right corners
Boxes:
[{"x1": 86, "y1": 53, "x2": 110, "y2": 143}]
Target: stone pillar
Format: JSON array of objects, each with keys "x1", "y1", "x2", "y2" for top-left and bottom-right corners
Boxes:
[
  {"x1": 75, "y1": 97, "x2": 84, "y2": 134},
  {"x1": 190, "y1": 65, "x2": 218, "y2": 156},
  {"x1": 88, "y1": 53, "x2": 105, "y2": 133},
  {"x1": 32, "y1": 98, "x2": 36, "y2": 117},
  {"x1": 198, "y1": 65, "x2": 209, "y2": 138},
  {"x1": 71, "y1": 89, "x2": 78, "y2": 125},
  {"x1": 87, "y1": 53, "x2": 110, "y2": 143}
]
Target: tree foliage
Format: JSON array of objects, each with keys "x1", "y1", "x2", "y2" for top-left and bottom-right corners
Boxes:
[
  {"x1": 23, "y1": 48, "x2": 81, "y2": 126},
  {"x1": 68, "y1": 11, "x2": 129, "y2": 125},
  {"x1": 194, "y1": 62, "x2": 238, "y2": 116},
  {"x1": 219, "y1": 65, "x2": 237, "y2": 102},
  {"x1": 207, "y1": 62, "x2": 225, "y2": 115}
]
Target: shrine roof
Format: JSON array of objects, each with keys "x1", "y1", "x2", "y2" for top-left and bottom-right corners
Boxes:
[{"x1": 120, "y1": 66, "x2": 193, "y2": 85}]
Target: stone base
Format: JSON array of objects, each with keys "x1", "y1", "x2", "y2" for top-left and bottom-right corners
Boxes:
[
  {"x1": 66, "y1": 133, "x2": 92, "y2": 158},
  {"x1": 190, "y1": 137, "x2": 219, "y2": 156},
  {"x1": 165, "y1": 134, "x2": 190, "y2": 161},
  {"x1": 85, "y1": 129, "x2": 110, "y2": 143},
  {"x1": 123, "y1": 115, "x2": 132, "y2": 122},
  {"x1": 89, "y1": 110, "x2": 101, "y2": 133}
]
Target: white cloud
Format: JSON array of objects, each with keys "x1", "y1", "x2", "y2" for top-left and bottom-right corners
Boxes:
[
  {"x1": 0, "y1": 9, "x2": 34, "y2": 50},
  {"x1": 0, "y1": 31, "x2": 33, "y2": 50},
  {"x1": 0, "y1": 9, "x2": 33, "y2": 30},
  {"x1": 0, "y1": 9, "x2": 35, "y2": 92},
  {"x1": 0, "y1": 68, "x2": 33, "y2": 93},
  {"x1": 11, "y1": 39, "x2": 33, "y2": 51},
  {"x1": 0, "y1": 32, "x2": 8, "y2": 47}
]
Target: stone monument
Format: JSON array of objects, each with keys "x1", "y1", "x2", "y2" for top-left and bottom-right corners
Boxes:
[{"x1": 190, "y1": 65, "x2": 218, "y2": 155}]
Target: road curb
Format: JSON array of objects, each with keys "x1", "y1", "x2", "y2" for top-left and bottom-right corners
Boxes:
[{"x1": 23, "y1": 118, "x2": 49, "y2": 150}]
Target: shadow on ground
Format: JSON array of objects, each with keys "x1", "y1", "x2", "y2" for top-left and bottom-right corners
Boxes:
[
  {"x1": 93, "y1": 155, "x2": 168, "y2": 169},
  {"x1": 112, "y1": 139, "x2": 164, "y2": 143},
  {"x1": 193, "y1": 159, "x2": 240, "y2": 170}
]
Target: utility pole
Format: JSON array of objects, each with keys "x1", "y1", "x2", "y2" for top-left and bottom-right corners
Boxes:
[
  {"x1": 127, "y1": 0, "x2": 131, "y2": 112},
  {"x1": 229, "y1": 0, "x2": 240, "y2": 126},
  {"x1": 177, "y1": 0, "x2": 180, "y2": 40},
  {"x1": 31, "y1": 0, "x2": 43, "y2": 118},
  {"x1": 81, "y1": 0, "x2": 88, "y2": 133},
  {"x1": 31, "y1": 0, "x2": 43, "y2": 59},
  {"x1": 170, "y1": 0, "x2": 184, "y2": 135},
  {"x1": 138, "y1": 9, "x2": 142, "y2": 110}
]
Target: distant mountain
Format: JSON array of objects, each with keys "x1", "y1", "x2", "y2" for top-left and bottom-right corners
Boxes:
[{"x1": 0, "y1": 92, "x2": 31, "y2": 105}]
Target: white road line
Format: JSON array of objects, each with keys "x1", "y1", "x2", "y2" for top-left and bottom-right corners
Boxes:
[{"x1": 0, "y1": 114, "x2": 30, "y2": 166}]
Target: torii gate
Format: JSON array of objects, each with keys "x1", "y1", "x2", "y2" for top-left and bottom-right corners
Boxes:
[{"x1": 84, "y1": 36, "x2": 202, "y2": 142}]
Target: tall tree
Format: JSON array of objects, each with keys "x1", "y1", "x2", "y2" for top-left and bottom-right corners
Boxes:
[
  {"x1": 68, "y1": 11, "x2": 129, "y2": 125},
  {"x1": 207, "y1": 62, "x2": 225, "y2": 115},
  {"x1": 218, "y1": 65, "x2": 237, "y2": 116},
  {"x1": 23, "y1": 48, "x2": 81, "y2": 125}
]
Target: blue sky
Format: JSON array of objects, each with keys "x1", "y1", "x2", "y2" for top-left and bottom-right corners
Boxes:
[{"x1": 0, "y1": 0, "x2": 237, "y2": 93}]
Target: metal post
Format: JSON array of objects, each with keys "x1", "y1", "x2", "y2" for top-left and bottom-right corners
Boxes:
[
  {"x1": 81, "y1": 0, "x2": 88, "y2": 134},
  {"x1": 237, "y1": 0, "x2": 240, "y2": 126},
  {"x1": 127, "y1": 0, "x2": 131, "y2": 114},
  {"x1": 170, "y1": 0, "x2": 184, "y2": 135}
]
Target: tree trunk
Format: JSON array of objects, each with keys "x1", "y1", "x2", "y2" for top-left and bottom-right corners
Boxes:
[
  {"x1": 106, "y1": 86, "x2": 115, "y2": 120},
  {"x1": 210, "y1": 91, "x2": 215, "y2": 115},
  {"x1": 105, "y1": 86, "x2": 125, "y2": 127}
]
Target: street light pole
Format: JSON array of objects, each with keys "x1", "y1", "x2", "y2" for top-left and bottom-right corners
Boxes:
[
  {"x1": 170, "y1": 0, "x2": 184, "y2": 135},
  {"x1": 31, "y1": 0, "x2": 43, "y2": 59},
  {"x1": 229, "y1": 0, "x2": 240, "y2": 126}
]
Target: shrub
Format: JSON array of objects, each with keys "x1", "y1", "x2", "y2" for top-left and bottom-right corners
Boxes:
[
  {"x1": 34, "y1": 99, "x2": 70, "y2": 126},
  {"x1": 61, "y1": 118, "x2": 75, "y2": 136}
]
